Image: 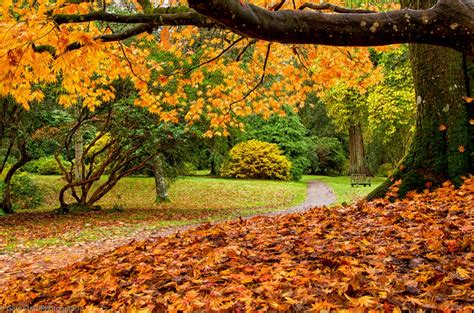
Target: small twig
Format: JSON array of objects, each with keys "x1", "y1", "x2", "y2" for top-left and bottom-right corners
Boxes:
[
  {"x1": 118, "y1": 42, "x2": 148, "y2": 83},
  {"x1": 236, "y1": 39, "x2": 257, "y2": 61},
  {"x1": 270, "y1": 0, "x2": 286, "y2": 11},
  {"x1": 229, "y1": 43, "x2": 272, "y2": 108},
  {"x1": 299, "y1": 2, "x2": 376, "y2": 13},
  {"x1": 183, "y1": 37, "x2": 244, "y2": 75},
  {"x1": 292, "y1": 46, "x2": 310, "y2": 71}
]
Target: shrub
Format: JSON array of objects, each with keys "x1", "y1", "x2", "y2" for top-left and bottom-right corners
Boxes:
[
  {"x1": 377, "y1": 163, "x2": 394, "y2": 177},
  {"x1": 242, "y1": 109, "x2": 312, "y2": 181},
  {"x1": 0, "y1": 172, "x2": 43, "y2": 210},
  {"x1": 25, "y1": 156, "x2": 68, "y2": 175},
  {"x1": 308, "y1": 137, "x2": 346, "y2": 176},
  {"x1": 220, "y1": 140, "x2": 291, "y2": 180}
]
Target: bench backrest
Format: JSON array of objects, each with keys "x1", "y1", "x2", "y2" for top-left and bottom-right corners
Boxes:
[{"x1": 351, "y1": 174, "x2": 368, "y2": 183}]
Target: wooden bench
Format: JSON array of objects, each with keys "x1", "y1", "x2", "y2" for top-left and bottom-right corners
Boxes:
[{"x1": 351, "y1": 174, "x2": 371, "y2": 187}]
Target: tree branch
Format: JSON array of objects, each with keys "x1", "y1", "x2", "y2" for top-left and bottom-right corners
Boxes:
[
  {"x1": 229, "y1": 42, "x2": 271, "y2": 107},
  {"x1": 52, "y1": 9, "x2": 217, "y2": 27},
  {"x1": 188, "y1": 0, "x2": 474, "y2": 55},
  {"x1": 299, "y1": 2, "x2": 376, "y2": 13},
  {"x1": 184, "y1": 36, "x2": 244, "y2": 75}
]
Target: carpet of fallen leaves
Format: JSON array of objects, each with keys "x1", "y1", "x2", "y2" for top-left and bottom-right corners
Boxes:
[{"x1": 1, "y1": 178, "x2": 473, "y2": 311}]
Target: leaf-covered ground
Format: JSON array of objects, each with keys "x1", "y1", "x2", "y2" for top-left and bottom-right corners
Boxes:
[
  {"x1": 0, "y1": 176, "x2": 306, "y2": 252},
  {"x1": 1, "y1": 179, "x2": 472, "y2": 311}
]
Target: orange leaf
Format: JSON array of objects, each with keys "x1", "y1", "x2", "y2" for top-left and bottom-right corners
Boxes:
[
  {"x1": 439, "y1": 124, "x2": 447, "y2": 131},
  {"x1": 458, "y1": 146, "x2": 465, "y2": 153}
]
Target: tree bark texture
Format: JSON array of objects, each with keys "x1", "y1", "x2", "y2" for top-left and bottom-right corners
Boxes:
[
  {"x1": 188, "y1": 0, "x2": 473, "y2": 55},
  {"x1": 152, "y1": 156, "x2": 170, "y2": 203},
  {"x1": 348, "y1": 123, "x2": 372, "y2": 176},
  {"x1": 47, "y1": 0, "x2": 474, "y2": 56},
  {"x1": 368, "y1": 0, "x2": 472, "y2": 199}
]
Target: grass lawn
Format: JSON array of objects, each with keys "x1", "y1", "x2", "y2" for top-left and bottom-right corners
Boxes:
[
  {"x1": 302, "y1": 175, "x2": 386, "y2": 204},
  {"x1": 0, "y1": 175, "x2": 306, "y2": 252}
]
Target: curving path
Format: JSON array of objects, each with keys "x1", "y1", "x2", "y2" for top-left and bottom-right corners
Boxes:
[
  {"x1": 266, "y1": 180, "x2": 336, "y2": 216},
  {"x1": 0, "y1": 181, "x2": 335, "y2": 286}
]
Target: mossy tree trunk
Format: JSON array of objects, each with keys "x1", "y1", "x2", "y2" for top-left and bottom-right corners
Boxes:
[
  {"x1": 152, "y1": 156, "x2": 170, "y2": 203},
  {"x1": 1, "y1": 139, "x2": 30, "y2": 214},
  {"x1": 369, "y1": 0, "x2": 472, "y2": 199}
]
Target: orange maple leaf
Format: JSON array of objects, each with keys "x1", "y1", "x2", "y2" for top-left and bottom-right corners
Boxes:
[{"x1": 458, "y1": 146, "x2": 465, "y2": 153}]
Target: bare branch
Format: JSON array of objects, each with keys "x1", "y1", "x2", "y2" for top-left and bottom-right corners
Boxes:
[
  {"x1": 236, "y1": 39, "x2": 257, "y2": 61},
  {"x1": 118, "y1": 42, "x2": 148, "y2": 83},
  {"x1": 299, "y1": 2, "x2": 376, "y2": 13},
  {"x1": 184, "y1": 37, "x2": 245, "y2": 75},
  {"x1": 270, "y1": 0, "x2": 286, "y2": 11},
  {"x1": 229, "y1": 42, "x2": 271, "y2": 107}
]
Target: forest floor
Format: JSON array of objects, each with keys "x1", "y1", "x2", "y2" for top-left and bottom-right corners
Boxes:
[
  {"x1": 1, "y1": 178, "x2": 472, "y2": 311},
  {"x1": 0, "y1": 179, "x2": 335, "y2": 287}
]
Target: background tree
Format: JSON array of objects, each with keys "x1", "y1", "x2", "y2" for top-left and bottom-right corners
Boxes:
[
  {"x1": 366, "y1": 46, "x2": 416, "y2": 173},
  {"x1": 241, "y1": 107, "x2": 313, "y2": 180}
]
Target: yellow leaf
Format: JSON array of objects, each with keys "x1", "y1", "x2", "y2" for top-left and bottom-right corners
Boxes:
[
  {"x1": 456, "y1": 267, "x2": 469, "y2": 278},
  {"x1": 344, "y1": 294, "x2": 375, "y2": 307}
]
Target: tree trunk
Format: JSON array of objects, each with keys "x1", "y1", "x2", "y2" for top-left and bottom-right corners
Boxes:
[
  {"x1": 152, "y1": 157, "x2": 170, "y2": 203},
  {"x1": 348, "y1": 123, "x2": 372, "y2": 176},
  {"x1": 369, "y1": 0, "x2": 472, "y2": 199},
  {"x1": 1, "y1": 140, "x2": 30, "y2": 214},
  {"x1": 73, "y1": 125, "x2": 84, "y2": 183}
]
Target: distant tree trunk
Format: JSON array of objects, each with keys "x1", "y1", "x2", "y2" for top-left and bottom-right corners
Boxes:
[
  {"x1": 73, "y1": 127, "x2": 84, "y2": 182},
  {"x1": 1, "y1": 140, "x2": 30, "y2": 214},
  {"x1": 210, "y1": 155, "x2": 219, "y2": 176},
  {"x1": 369, "y1": 0, "x2": 472, "y2": 199},
  {"x1": 348, "y1": 123, "x2": 372, "y2": 176},
  {"x1": 153, "y1": 156, "x2": 170, "y2": 203}
]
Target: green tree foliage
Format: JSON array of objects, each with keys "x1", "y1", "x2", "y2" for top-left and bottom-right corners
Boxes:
[
  {"x1": 0, "y1": 172, "x2": 42, "y2": 211},
  {"x1": 366, "y1": 46, "x2": 416, "y2": 170},
  {"x1": 220, "y1": 140, "x2": 291, "y2": 180},
  {"x1": 308, "y1": 137, "x2": 346, "y2": 176},
  {"x1": 241, "y1": 109, "x2": 312, "y2": 180}
]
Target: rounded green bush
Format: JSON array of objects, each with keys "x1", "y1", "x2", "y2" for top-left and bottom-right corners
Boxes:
[
  {"x1": 25, "y1": 156, "x2": 67, "y2": 175},
  {"x1": 220, "y1": 140, "x2": 291, "y2": 180},
  {"x1": 0, "y1": 172, "x2": 43, "y2": 210}
]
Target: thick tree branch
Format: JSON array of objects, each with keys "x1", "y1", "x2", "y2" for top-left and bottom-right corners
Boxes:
[
  {"x1": 188, "y1": 0, "x2": 474, "y2": 55},
  {"x1": 52, "y1": 9, "x2": 217, "y2": 28}
]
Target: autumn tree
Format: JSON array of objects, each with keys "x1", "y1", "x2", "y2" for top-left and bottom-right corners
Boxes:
[{"x1": 1, "y1": 0, "x2": 473, "y2": 197}]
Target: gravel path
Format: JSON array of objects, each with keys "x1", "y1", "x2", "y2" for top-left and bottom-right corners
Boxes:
[
  {"x1": 266, "y1": 180, "x2": 336, "y2": 216},
  {"x1": 0, "y1": 180, "x2": 335, "y2": 286}
]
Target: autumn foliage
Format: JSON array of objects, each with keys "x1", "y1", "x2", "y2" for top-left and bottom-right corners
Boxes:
[
  {"x1": 1, "y1": 177, "x2": 472, "y2": 311},
  {"x1": 220, "y1": 140, "x2": 292, "y2": 180}
]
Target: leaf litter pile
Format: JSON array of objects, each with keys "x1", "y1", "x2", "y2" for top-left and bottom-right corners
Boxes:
[{"x1": 2, "y1": 179, "x2": 473, "y2": 311}]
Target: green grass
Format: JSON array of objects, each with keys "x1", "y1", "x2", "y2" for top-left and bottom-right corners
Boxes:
[
  {"x1": 1, "y1": 173, "x2": 385, "y2": 252},
  {"x1": 0, "y1": 175, "x2": 307, "y2": 252},
  {"x1": 302, "y1": 175, "x2": 387, "y2": 204},
  {"x1": 33, "y1": 175, "x2": 307, "y2": 212}
]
